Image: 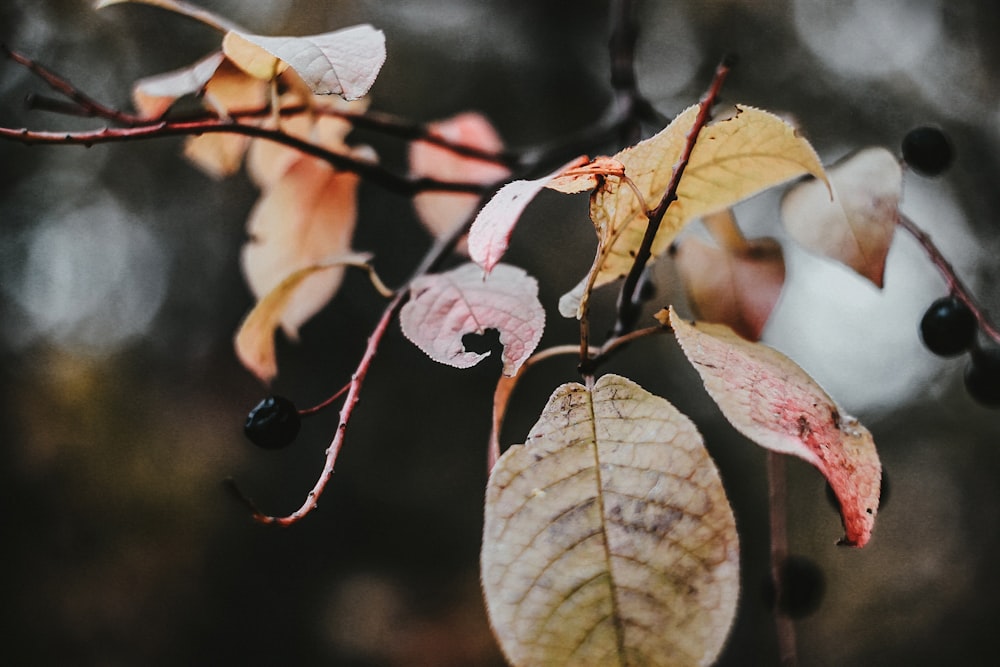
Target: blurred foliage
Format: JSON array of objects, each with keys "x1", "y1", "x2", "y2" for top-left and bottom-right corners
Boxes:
[{"x1": 1, "y1": 1, "x2": 999, "y2": 665}]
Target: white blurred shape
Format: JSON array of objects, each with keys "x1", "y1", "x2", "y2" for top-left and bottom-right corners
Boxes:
[
  {"x1": 765, "y1": 174, "x2": 980, "y2": 412},
  {"x1": 7, "y1": 196, "x2": 169, "y2": 355},
  {"x1": 793, "y1": 0, "x2": 942, "y2": 79}
]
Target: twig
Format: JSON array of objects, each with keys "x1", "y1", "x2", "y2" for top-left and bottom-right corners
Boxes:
[
  {"x1": 897, "y1": 213, "x2": 1000, "y2": 345},
  {"x1": 768, "y1": 451, "x2": 799, "y2": 666},
  {"x1": 613, "y1": 55, "x2": 734, "y2": 336}
]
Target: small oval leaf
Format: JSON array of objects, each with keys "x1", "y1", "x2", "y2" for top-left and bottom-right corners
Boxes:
[{"x1": 482, "y1": 374, "x2": 739, "y2": 666}]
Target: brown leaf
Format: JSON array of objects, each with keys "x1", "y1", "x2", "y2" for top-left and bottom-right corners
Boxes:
[
  {"x1": 666, "y1": 307, "x2": 881, "y2": 547},
  {"x1": 241, "y1": 156, "x2": 360, "y2": 340},
  {"x1": 399, "y1": 263, "x2": 544, "y2": 377},
  {"x1": 482, "y1": 374, "x2": 739, "y2": 666},
  {"x1": 781, "y1": 146, "x2": 901, "y2": 288},
  {"x1": 409, "y1": 112, "x2": 511, "y2": 248},
  {"x1": 235, "y1": 253, "x2": 373, "y2": 383},
  {"x1": 545, "y1": 156, "x2": 627, "y2": 194},
  {"x1": 674, "y1": 234, "x2": 785, "y2": 342}
]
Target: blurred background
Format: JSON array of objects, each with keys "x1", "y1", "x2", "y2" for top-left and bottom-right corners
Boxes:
[{"x1": 1, "y1": 1, "x2": 998, "y2": 665}]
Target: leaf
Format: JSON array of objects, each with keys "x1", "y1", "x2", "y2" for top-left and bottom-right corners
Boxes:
[
  {"x1": 467, "y1": 156, "x2": 590, "y2": 274},
  {"x1": 666, "y1": 307, "x2": 881, "y2": 547},
  {"x1": 545, "y1": 156, "x2": 627, "y2": 194},
  {"x1": 482, "y1": 374, "x2": 739, "y2": 667},
  {"x1": 559, "y1": 105, "x2": 828, "y2": 318},
  {"x1": 241, "y1": 156, "x2": 360, "y2": 339},
  {"x1": 235, "y1": 252, "x2": 373, "y2": 383},
  {"x1": 673, "y1": 234, "x2": 785, "y2": 342},
  {"x1": 132, "y1": 50, "x2": 225, "y2": 118},
  {"x1": 222, "y1": 25, "x2": 386, "y2": 99},
  {"x1": 781, "y1": 146, "x2": 901, "y2": 288},
  {"x1": 399, "y1": 263, "x2": 544, "y2": 376},
  {"x1": 409, "y1": 112, "x2": 512, "y2": 250},
  {"x1": 95, "y1": 0, "x2": 242, "y2": 32}
]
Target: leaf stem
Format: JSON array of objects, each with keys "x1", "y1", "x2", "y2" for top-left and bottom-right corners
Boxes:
[
  {"x1": 613, "y1": 55, "x2": 734, "y2": 336},
  {"x1": 897, "y1": 213, "x2": 1000, "y2": 345},
  {"x1": 768, "y1": 451, "x2": 799, "y2": 666}
]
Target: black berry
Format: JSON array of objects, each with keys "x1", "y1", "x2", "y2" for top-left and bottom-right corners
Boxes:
[
  {"x1": 244, "y1": 395, "x2": 301, "y2": 449},
  {"x1": 762, "y1": 555, "x2": 825, "y2": 619},
  {"x1": 964, "y1": 345, "x2": 1000, "y2": 408},
  {"x1": 920, "y1": 296, "x2": 977, "y2": 357},
  {"x1": 901, "y1": 126, "x2": 953, "y2": 177}
]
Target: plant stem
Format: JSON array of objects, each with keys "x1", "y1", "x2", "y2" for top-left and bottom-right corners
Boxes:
[
  {"x1": 897, "y1": 213, "x2": 1000, "y2": 345},
  {"x1": 768, "y1": 451, "x2": 799, "y2": 666}
]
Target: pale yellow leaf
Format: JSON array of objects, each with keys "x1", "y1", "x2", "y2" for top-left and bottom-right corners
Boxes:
[
  {"x1": 781, "y1": 146, "x2": 901, "y2": 287},
  {"x1": 482, "y1": 374, "x2": 739, "y2": 666},
  {"x1": 666, "y1": 307, "x2": 881, "y2": 547},
  {"x1": 183, "y1": 133, "x2": 252, "y2": 179},
  {"x1": 559, "y1": 105, "x2": 827, "y2": 318},
  {"x1": 235, "y1": 252, "x2": 372, "y2": 383},
  {"x1": 95, "y1": 0, "x2": 241, "y2": 32},
  {"x1": 223, "y1": 25, "x2": 386, "y2": 99}
]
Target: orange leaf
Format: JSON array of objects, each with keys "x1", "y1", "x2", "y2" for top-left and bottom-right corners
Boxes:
[
  {"x1": 409, "y1": 112, "x2": 511, "y2": 248},
  {"x1": 241, "y1": 156, "x2": 359, "y2": 340},
  {"x1": 674, "y1": 235, "x2": 785, "y2": 342},
  {"x1": 781, "y1": 147, "x2": 901, "y2": 288},
  {"x1": 666, "y1": 307, "x2": 881, "y2": 547}
]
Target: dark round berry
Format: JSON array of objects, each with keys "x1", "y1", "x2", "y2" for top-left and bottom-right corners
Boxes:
[
  {"x1": 244, "y1": 395, "x2": 301, "y2": 449},
  {"x1": 901, "y1": 126, "x2": 953, "y2": 177},
  {"x1": 964, "y1": 345, "x2": 1000, "y2": 408},
  {"x1": 920, "y1": 296, "x2": 977, "y2": 357},
  {"x1": 762, "y1": 555, "x2": 825, "y2": 619}
]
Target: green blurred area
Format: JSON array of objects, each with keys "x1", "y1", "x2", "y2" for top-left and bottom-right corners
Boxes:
[{"x1": 1, "y1": 1, "x2": 999, "y2": 665}]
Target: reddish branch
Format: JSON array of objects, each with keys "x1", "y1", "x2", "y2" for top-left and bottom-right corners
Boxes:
[{"x1": 897, "y1": 213, "x2": 1000, "y2": 345}]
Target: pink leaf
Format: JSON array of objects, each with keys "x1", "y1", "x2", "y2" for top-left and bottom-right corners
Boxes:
[
  {"x1": 467, "y1": 156, "x2": 590, "y2": 273},
  {"x1": 399, "y1": 263, "x2": 544, "y2": 376},
  {"x1": 781, "y1": 147, "x2": 901, "y2": 288},
  {"x1": 132, "y1": 51, "x2": 226, "y2": 118},
  {"x1": 409, "y1": 112, "x2": 511, "y2": 249},
  {"x1": 673, "y1": 235, "x2": 785, "y2": 341},
  {"x1": 667, "y1": 307, "x2": 882, "y2": 547}
]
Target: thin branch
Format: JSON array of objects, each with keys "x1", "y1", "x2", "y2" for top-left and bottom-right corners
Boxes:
[
  {"x1": 897, "y1": 213, "x2": 1000, "y2": 345},
  {"x1": 613, "y1": 55, "x2": 734, "y2": 336},
  {"x1": 768, "y1": 451, "x2": 799, "y2": 666}
]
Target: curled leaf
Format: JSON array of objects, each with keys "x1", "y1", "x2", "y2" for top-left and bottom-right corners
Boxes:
[
  {"x1": 674, "y1": 234, "x2": 785, "y2": 342},
  {"x1": 223, "y1": 25, "x2": 386, "y2": 99},
  {"x1": 482, "y1": 374, "x2": 739, "y2": 666},
  {"x1": 560, "y1": 105, "x2": 828, "y2": 318},
  {"x1": 95, "y1": 0, "x2": 242, "y2": 32},
  {"x1": 666, "y1": 307, "x2": 881, "y2": 547},
  {"x1": 467, "y1": 156, "x2": 590, "y2": 274},
  {"x1": 235, "y1": 253, "x2": 373, "y2": 383},
  {"x1": 409, "y1": 112, "x2": 511, "y2": 248},
  {"x1": 132, "y1": 50, "x2": 225, "y2": 118},
  {"x1": 399, "y1": 263, "x2": 544, "y2": 376},
  {"x1": 781, "y1": 146, "x2": 902, "y2": 288}
]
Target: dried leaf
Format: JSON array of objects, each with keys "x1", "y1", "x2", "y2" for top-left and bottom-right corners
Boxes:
[
  {"x1": 223, "y1": 25, "x2": 386, "y2": 99},
  {"x1": 674, "y1": 235, "x2": 785, "y2": 342},
  {"x1": 235, "y1": 253, "x2": 373, "y2": 383},
  {"x1": 545, "y1": 156, "x2": 627, "y2": 194},
  {"x1": 399, "y1": 263, "x2": 544, "y2": 376},
  {"x1": 409, "y1": 112, "x2": 511, "y2": 249},
  {"x1": 241, "y1": 156, "x2": 359, "y2": 338},
  {"x1": 482, "y1": 374, "x2": 739, "y2": 666},
  {"x1": 559, "y1": 105, "x2": 827, "y2": 318},
  {"x1": 781, "y1": 147, "x2": 901, "y2": 288},
  {"x1": 132, "y1": 50, "x2": 225, "y2": 118},
  {"x1": 467, "y1": 156, "x2": 590, "y2": 274},
  {"x1": 666, "y1": 307, "x2": 881, "y2": 547}
]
